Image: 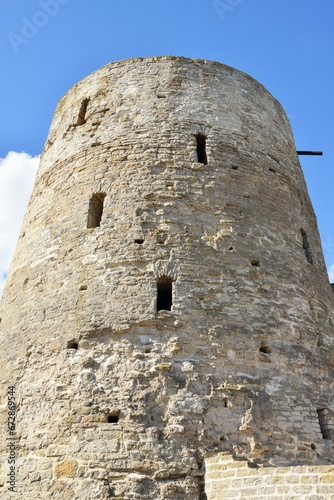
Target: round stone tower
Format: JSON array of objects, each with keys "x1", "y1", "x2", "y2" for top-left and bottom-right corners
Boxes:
[{"x1": 1, "y1": 56, "x2": 334, "y2": 499}]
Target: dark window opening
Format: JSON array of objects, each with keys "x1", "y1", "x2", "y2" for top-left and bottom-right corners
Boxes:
[
  {"x1": 317, "y1": 409, "x2": 331, "y2": 439},
  {"x1": 87, "y1": 193, "x2": 106, "y2": 228},
  {"x1": 301, "y1": 229, "x2": 313, "y2": 264},
  {"x1": 223, "y1": 398, "x2": 228, "y2": 408},
  {"x1": 195, "y1": 133, "x2": 207, "y2": 165},
  {"x1": 157, "y1": 276, "x2": 173, "y2": 311},
  {"x1": 251, "y1": 259, "x2": 260, "y2": 267},
  {"x1": 79, "y1": 285, "x2": 87, "y2": 291},
  {"x1": 107, "y1": 412, "x2": 120, "y2": 424},
  {"x1": 67, "y1": 341, "x2": 79, "y2": 350},
  {"x1": 77, "y1": 98, "x2": 89, "y2": 125},
  {"x1": 134, "y1": 238, "x2": 145, "y2": 245}
]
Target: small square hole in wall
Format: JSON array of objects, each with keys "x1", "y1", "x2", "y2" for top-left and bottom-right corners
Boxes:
[
  {"x1": 79, "y1": 285, "x2": 88, "y2": 291},
  {"x1": 107, "y1": 411, "x2": 120, "y2": 423},
  {"x1": 251, "y1": 259, "x2": 260, "y2": 267},
  {"x1": 67, "y1": 341, "x2": 79, "y2": 350},
  {"x1": 259, "y1": 343, "x2": 271, "y2": 354},
  {"x1": 134, "y1": 238, "x2": 145, "y2": 245}
]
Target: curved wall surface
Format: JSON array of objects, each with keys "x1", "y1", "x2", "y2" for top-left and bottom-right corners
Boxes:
[{"x1": 1, "y1": 56, "x2": 334, "y2": 499}]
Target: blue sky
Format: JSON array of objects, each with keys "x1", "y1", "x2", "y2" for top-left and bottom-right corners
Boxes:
[{"x1": 0, "y1": 0, "x2": 333, "y2": 294}]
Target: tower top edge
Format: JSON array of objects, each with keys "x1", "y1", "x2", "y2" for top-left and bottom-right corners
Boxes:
[
  {"x1": 61, "y1": 55, "x2": 280, "y2": 110},
  {"x1": 71, "y1": 55, "x2": 260, "y2": 88}
]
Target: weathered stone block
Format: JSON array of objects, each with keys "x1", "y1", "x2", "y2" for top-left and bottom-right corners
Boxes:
[{"x1": 55, "y1": 460, "x2": 77, "y2": 478}]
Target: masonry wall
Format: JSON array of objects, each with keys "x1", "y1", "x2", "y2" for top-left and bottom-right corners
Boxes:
[
  {"x1": 0, "y1": 56, "x2": 334, "y2": 499},
  {"x1": 205, "y1": 453, "x2": 334, "y2": 499}
]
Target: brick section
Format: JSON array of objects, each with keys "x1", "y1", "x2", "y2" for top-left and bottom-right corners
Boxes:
[{"x1": 205, "y1": 453, "x2": 334, "y2": 499}]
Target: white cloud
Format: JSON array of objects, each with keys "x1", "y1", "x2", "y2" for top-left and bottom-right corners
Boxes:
[
  {"x1": 0, "y1": 152, "x2": 39, "y2": 297},
  {"x1": 328, "y1": 264, "x2": 334, "y2": 284}
]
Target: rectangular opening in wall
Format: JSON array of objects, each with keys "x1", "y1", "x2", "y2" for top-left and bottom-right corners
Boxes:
[
  {"x1": 157, "y1": 276, "x2": 173, "y2": 311},
  {"x1": 87, "y1": 193, "x2": 106, "y2": 228},
  {"x1": 195, "y1": 133, "x2": 207, "y2": 165},
  {"x1": 300, "y1": 228, "x2": 313, "y2": 264},
  {"x1": 107, "y1": 411, "x2": 120, "y2": 424},
  {"x1": 317, "y1": 408, "x2": 331, "y2": 439},
  {"x1": 77, "y1": 98, "x2": 89, "y2": 125},
  {"x1": 67, "y1": 340, "x2": 79, "y2": 350}
]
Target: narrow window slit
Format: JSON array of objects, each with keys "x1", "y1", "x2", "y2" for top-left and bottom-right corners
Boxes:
[
  {"x1": 87, "y1": 193, "x2": 106, "y2": 228},
  {"x1": 317, "y1": 409, "x2": 331, "y2": 439},
  {"x1": 195, "y1": 133, "x2": 207, "y2": 165},
  {"x1": 157, "y1": 276, "x2": 173, "y2": 311},
  {"x1": 300, "y1": 229, "x2": 313, "y2": 264},
  {"x1": 77, "y1": 98, "x2": 89, "y2": 125}
]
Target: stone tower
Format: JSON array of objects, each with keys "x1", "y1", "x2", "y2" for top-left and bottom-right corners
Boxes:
[{"x1": 1, "y1": 56, "x2": 334, "y2": 499}]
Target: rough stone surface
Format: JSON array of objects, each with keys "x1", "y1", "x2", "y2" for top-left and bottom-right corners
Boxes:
[
  {"x1": 0, "y1": 56, "x2": 334, "y2": 498},
  {"x1": 205, "y1": 453, "x2": 334, "y2": 499}
]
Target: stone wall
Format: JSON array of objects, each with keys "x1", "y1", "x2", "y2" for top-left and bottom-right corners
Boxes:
[
  {"x1": 205, "y1": 453, "x2": 334, "y2": 499},
  {"x1": 0, "y1": 56, "x2": 334, "y2": 499}
]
